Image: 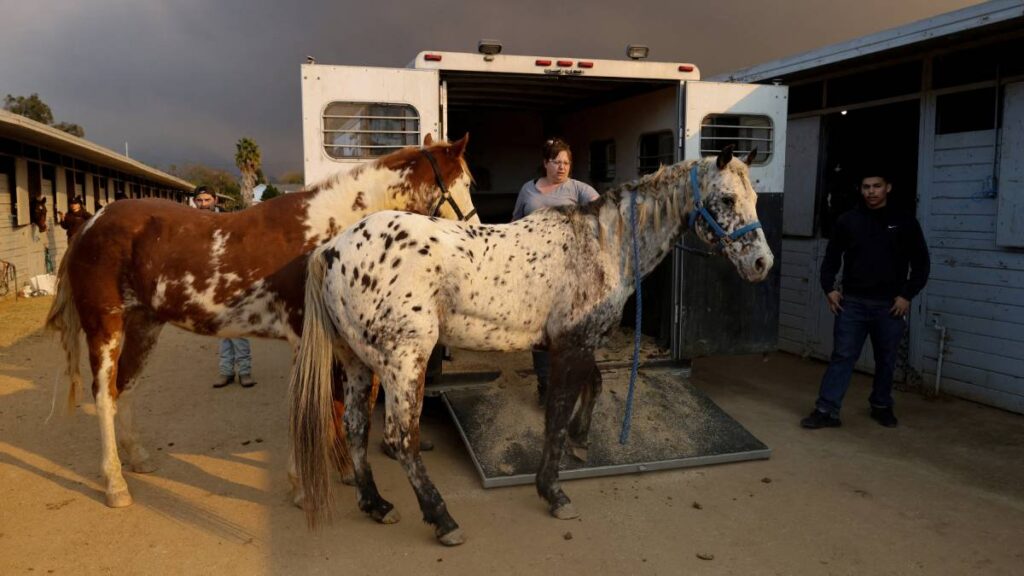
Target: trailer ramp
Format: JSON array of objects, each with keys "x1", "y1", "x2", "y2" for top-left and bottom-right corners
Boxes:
[{"x1": 439, "y1": 364, "x2": 770, "y2": 488}]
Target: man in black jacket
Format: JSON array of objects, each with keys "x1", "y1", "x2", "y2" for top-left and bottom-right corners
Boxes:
[{"x1": 802, "y1": 171, "x2": 930, "y2": 429}]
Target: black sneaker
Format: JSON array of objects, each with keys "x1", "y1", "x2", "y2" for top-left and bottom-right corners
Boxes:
[
  {"x1": 801, "y1": 409, "x2": 841, "y2": 429},
  {"x1": 870, "y1": 407, "x2": 899, "y2": 428}
]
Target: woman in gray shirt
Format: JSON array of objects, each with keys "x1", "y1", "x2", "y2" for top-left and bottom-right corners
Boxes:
[{"x1": 512, "y1": 137, "x2": 600, "y2": 404}]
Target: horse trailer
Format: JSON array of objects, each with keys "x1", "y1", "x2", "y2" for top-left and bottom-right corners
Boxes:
[{"x1": 300, "y1": 50, "x2": 788, "y2": 364}]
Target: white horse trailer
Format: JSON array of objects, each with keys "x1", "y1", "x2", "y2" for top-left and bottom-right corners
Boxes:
[
  {"x1": 301, "y1": 50, "x2": 788, "y2": 362},
  {"x1": 299, "y1": 51, "x2": 788, "y2": 486}
]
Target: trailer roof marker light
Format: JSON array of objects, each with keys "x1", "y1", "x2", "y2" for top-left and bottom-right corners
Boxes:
[
  {"x1": 626, "y1": 44, "x2": 650, "y2": 60},
  {"x1": 535, "y1": 59, "x2": 552, "y2": 66},
  {"x1": 841, "y1": 110, "x2": 848, "y2": 115},
  {"x1": 578, "y1": 61, "x2": 594, "y2": 68},
  {"x1": 424, "y1": 53, "x2": 442, "y2": 62},
  {"x1": 478, "y1": 39, "x2": 502, "y2": 61},
  {"x1": 678, "y1": 64, "x2": 694, "y2": 72},
  {"x1": 557, "y1": 59, "x2": 573, "y2": 67}
]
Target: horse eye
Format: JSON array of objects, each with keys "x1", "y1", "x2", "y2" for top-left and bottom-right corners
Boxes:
[{"x1": 721, "y1": 196, "x2": 735, "y2": 208}]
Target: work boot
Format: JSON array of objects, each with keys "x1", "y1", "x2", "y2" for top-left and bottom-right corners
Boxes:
[
  {"x1": 870, "y1": 406, "x2": 899, "y2": 428},
  {"x1": 213, "y1": 375, "x2": 234, "y2": 388},
  {"x1": 800, "y1": 409, "x2": 841, "y2": 429},
  {"x1": 239, "y1": 374, "x2": 257, "y2": 388}
]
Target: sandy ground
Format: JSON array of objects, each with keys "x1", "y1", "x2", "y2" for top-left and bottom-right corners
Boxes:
[{"x1": 1, "y1": 296, "x2": 1022, "y2": 575}]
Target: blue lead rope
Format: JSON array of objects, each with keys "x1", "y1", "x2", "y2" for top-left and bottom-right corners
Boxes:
[{"x1": 619, "y1": 190, "x2": 643, "y2": 445}]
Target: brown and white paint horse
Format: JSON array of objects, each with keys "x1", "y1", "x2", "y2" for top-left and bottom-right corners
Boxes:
[
  {"x1": 290, "y1": 147, "x2": 773, "y2": 545},
  {"x1": 45, "y1": 136, "x2": 478, "y2": 508}
]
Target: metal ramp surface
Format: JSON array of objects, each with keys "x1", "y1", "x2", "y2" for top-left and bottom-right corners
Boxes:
[{"x1": 440, "y1": 365, "x2": 770, "y2": 488}]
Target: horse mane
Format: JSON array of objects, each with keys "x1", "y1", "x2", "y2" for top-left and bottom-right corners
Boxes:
[{"x1": 553, "y1": 160, "x2": 697, "y2": 250}]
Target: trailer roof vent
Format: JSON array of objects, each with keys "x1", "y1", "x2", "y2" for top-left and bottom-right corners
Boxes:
[{"x1": 626, "y1": 44, "x2": 649, "y2": 60}]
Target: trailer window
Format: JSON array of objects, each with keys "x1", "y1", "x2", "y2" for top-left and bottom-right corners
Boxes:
[
  {"x1": 589, "y1": 140, "x2": 616, "y2": 182},
  {"x1": 322, "y1": 102, "x2": 420, "y2": 159},
  {"x1": 700, "y1": 115, "x2": 772, "y2": 164},
  {"x1": 638, "y1": 131, "x2": 673, "y2": 176}
]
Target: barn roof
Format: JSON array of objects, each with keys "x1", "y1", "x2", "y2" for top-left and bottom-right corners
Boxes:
[
  {"x1": 714, "y1": 0, "x2": 1024, "y2": 83},
  {"x1": 0, "y1": 108, "x2": 193, "y2": 190}
]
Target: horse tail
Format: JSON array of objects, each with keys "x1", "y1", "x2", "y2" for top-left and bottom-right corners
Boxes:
[
  {"x1": 290, "y1": 247, "x2": 340, "y2": 528},
  {"x1": 44, "y1": 248, "x2": 83, "y2": 415}
]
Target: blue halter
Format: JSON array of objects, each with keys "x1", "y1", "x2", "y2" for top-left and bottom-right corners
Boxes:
[{"x1": 686, "y1": 164, "x2": 762, "y2": 246}]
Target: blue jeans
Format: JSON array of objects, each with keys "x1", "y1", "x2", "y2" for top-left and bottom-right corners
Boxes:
[
  {"x1": 816, "y1": 296, "x2": 906, "y2": 417},
  {"x1": 219, "y1": 338, "x2": 252, "y2": 377}
]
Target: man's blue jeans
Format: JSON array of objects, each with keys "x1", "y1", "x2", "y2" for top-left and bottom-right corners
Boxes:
[
  {"x1": 816, "y1": 296, "x2": 906, "y2": 417},
  {"x1": 219, "y1": 338, "x2": 252, "y2": 377}
]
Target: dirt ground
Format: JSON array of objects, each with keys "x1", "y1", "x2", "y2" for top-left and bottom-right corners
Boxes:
[{"x1": 1, "y1": 296, "x2": 1022, "y2": 575}]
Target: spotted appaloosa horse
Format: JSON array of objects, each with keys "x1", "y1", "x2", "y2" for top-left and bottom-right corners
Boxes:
[
  {"x1": 290, "y1": 147, "x2": 773, "y2": 545},
  {"x1": 45, "y1": 136, "x2": 478, "y2": 509}
]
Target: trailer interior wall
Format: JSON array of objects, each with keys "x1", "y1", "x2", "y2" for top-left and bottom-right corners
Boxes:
[
  {"x1": 445, "y1": 109, "x2": 545, "y2": 222},
  {"x1": 444, "y1": 78, "x2": 677, "y2": 222},
  {"x1": 559, "y1": 85, "x2": 678, "y2": 187}
]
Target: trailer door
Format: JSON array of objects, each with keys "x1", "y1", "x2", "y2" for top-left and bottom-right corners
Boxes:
[
  {"x1": 301, "y1": 64, "x2": 440, "y2": 185},
  {"x1": 673, "y1": 81, "x2": 787, "y2": 359}
]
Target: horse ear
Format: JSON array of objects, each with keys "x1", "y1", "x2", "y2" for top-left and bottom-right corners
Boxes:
[
  {"x1": 716, "y1": 145, "x2": 735, "y2": 170},
  {"x1": 743, "y1": 147, "x2": 758, "y2": 166},
  {"x1": 423, "y1": 133, "x2": 434, "y2": 146},
  {"x1": 39, "y1": 196, "x2": 47, "y2": 205},
  {"x1": 449, "y1": 133, "x2": 469, "y2": 157}
]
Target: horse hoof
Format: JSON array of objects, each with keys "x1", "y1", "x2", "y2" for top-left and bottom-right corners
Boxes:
[
  {"x1": 437, "y1": 528, "x2": 465, "y2": 546},
  {"x1": 130, "y1": 460, "x2": 158, "y2": 474},
  {"x1": 106, "y1": 490, "x2": 133, "y2": 508},
  {"x1": 371, "y1": 508, "x2": 401, "y2": 524},
  {"x1": 291, "y1": 492, "x2": 306, "y2": 510},
  {"x1": 569, "y1": 445, "x2": 589, "y2": 462},
  {"x1": 551, "y1": 502, "x2": 579, "y2": 520}
]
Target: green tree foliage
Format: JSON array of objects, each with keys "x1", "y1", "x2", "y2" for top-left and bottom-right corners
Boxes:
[
  {"x1": 3, "y1": 93, "x2": 53, "y2": 124},
  {"x1": 260, "y1": 183, "x2": 282, "y2": 202},
  {"x1": 3, "y1": 93, "x2": 85, "y2": 137},
  {"x1": 234, "y1": 137, "x2": 261, "y2": 207},
  {"x1": 278, "y1": 170, "x2": 305, "y2": 185},
  {"x1": 52, "y1": 121, "x2": 85, "y2": 137}
]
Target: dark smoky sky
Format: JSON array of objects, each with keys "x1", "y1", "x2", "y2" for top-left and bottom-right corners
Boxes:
[{"x1": 1, "y1": 0, "x2": 980, "y2": 179}]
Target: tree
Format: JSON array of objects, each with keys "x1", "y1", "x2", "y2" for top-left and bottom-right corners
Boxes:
[
  {"x1": 235, "y1": 137, "x2": 261, "y2": 208},
  {"x1": 278, "y1": 170, "x2": 305, "y2": 185},
  {"x1": 260, "y1": 183, "x2": 282, "y2": 202},
  {"x1": 3, "y1": 93, "x2": 53, "y2": 124},
  {"x1": 52, "y1": 121, "x2": 85, "y2": 137},
  {"x1": 3, "y1": 93, "x2": 85, "y2": 137}
]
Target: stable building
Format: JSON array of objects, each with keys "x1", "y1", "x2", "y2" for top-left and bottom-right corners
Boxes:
[
  {"x1": 718, "y1": 0, "x2": 1024, "y2": 413},
  {"x1": 1, "y1": 109, "x2": 192, "y2": 293}
]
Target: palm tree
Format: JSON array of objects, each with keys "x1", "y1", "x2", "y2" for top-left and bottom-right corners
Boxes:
[{"x1": 235, "y1": 137, "x2": 262, "y2": 207}]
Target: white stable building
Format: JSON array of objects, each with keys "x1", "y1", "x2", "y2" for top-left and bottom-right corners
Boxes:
[
  {"x1": 0, "y1": 110, "x2": 192, "y2": 293},
  {"x1": 718, "y1": 0, "x2": 1024, "y2": 413}
]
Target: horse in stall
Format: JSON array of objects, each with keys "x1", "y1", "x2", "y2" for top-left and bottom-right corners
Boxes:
[
  {"x1": 45, "y1": 135, "x2": 478, "y2": 509},
  {"x1": 30, "y1": 195, "x2": 49, "y2": 231},
  {"x1": 290, "y1": 146, "x2": 774, "y2": 545}
]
